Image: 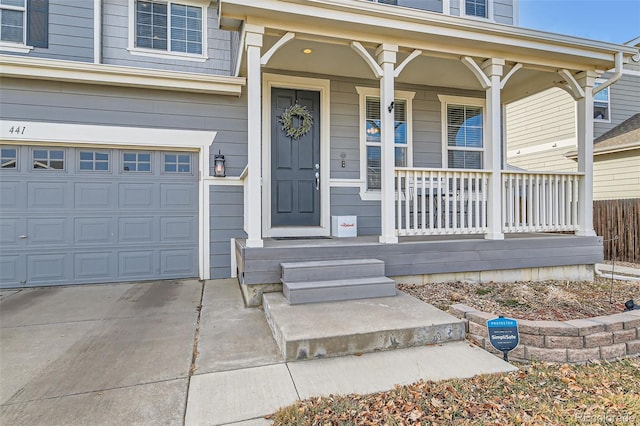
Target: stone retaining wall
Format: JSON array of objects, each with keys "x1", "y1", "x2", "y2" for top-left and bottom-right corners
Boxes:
[{"x1": 450, "y1": 304, "x2": 640, "y2": 363}]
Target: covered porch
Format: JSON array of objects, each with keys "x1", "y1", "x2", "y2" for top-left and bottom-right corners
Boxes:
[{"x1": 218, "y1": 0, "x2": 634, "y2": 248}]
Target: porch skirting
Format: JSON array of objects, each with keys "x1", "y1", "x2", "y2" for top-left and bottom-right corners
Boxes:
[{"x1": 235, "y1": 234, "x2": 603, "y2": 307}]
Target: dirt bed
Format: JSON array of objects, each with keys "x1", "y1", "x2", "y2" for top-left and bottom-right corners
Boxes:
[{"x1": 399, "y1": 268, "x2": 640, "y2": 321}]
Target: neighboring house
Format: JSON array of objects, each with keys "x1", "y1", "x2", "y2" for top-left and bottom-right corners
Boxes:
[
  {"x1": 506, "y1": 37, "x2": 640, "y2": 201},
  {"x1": 1, "y1": 1, "x2": 636, "y2": 300}
]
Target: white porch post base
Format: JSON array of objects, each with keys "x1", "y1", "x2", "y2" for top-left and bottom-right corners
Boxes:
[{"x1": 245, "y1": 238, "x2": 265, "y2": 248}]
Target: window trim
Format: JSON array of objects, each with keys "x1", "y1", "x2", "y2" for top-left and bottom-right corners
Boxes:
[
  {"x1": 438, "y1": 94, "x2": 486, "y2": 170},
  {"x1": 0, "y1": 0, "x2": 32, "y2": 52},
  {"x1": 78, "y1": 149, "x2": 112, "y2": 173},
  {"x1": 162, "y1": 151, "x2": 192, "y2": 174},
  {"x1": 460, "y1": 0, "x2": 493, "y2": 20},
  {"x1": 31, "y1": 146, "x2": 66, "y2": 171},
  {"x1": 593, "y1": 78, "x2": 611, "y2": 123},
  {"x1": 356, "y1": 86, "x2": 415, "y2": 200},
  {"x1": 0, "y1": 145, "x2": 19, "y2": 170},
  {"x1": 127, "y1": 0, "x2": 209, "y2": 62},
  {"x1": 122, "y1": 150, "x2": 152, "y2": 173}
]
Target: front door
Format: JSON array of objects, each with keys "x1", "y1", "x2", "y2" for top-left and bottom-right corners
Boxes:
[{"x1": 271, "y1": 88, "x2": 321, "y2": 227}]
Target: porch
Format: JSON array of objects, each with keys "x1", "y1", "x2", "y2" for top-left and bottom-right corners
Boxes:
[{"x1": 235, "y1": 231, "x2": 603, "y2": 306}]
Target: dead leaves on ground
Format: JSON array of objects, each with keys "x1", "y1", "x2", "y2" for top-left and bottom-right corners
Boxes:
[{"x1": 271, "y1": 358, "x2": 640, "y2": 425}]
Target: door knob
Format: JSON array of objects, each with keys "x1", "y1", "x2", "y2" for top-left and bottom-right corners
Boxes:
[{"x1": 315, "y1": 172, "x2": 320, "y2": 190}]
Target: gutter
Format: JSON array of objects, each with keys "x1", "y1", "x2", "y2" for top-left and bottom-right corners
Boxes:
[{"x1": 593, "y1": 51, "x2": 624, "y2": 96}]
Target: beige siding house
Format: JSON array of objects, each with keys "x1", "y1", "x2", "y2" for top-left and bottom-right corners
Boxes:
[{"x1": 506, "y1": 37, "x2": 640, "y2": 200}]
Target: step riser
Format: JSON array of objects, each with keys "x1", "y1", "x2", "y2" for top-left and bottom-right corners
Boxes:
[
  {"x1": 276, "y1": 322, "x2": 466, "y2": 362},
  {"x1": 282, "y1": 263, "x2": 385, "y2": 282},
  {"x1": 285, "y1": 282, "x2": 396, "y2": 305}
]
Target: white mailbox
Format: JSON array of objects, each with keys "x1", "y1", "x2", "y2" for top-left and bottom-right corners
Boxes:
[{"x1": 331, "y1": 216, "x2": 357, "y2": 237}]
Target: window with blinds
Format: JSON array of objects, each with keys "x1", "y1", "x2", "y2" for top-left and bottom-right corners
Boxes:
[
  {"x1": 365, "y1": 96, "x2": 407, "y2": 190},
  {"x1": 135, "y1": 0, "x2": 203, "y2": 55},
  {"x1": 446, "y1": 104, "x2": 483, "y2": 169}
]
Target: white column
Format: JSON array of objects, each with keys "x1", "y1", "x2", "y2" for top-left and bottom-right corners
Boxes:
[
  {"x1": 245, "y1": 27, "x2": 264, "y2": 247},
  {"x1": 377, "y1": 44, "x2": 398, "y2": 244},
  {"x1": 482, "y1": 58, "x2": 505, "y2": 240},
  {"x1": 575, "y1": 71, "x2": 597, "y2": 236}
]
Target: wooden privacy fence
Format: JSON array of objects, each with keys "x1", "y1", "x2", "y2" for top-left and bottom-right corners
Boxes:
[{"x1": 593, "y1": 198, "x2": 640, "y2": 263}]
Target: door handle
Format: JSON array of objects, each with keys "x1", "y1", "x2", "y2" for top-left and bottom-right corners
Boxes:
[
  {"x1": 315, "y1": 172, "x2": 320, "y2": 191},
  {"x1": 18, "y1": 235, "x2": 28, "y2": 239}
]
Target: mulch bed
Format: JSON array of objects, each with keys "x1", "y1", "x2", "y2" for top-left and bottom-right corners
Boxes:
[{"x1": 399, "y1": 275, "x2": 640, "y2": 321}]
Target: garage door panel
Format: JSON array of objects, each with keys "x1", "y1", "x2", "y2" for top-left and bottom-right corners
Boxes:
[
  {"x1": 27, "y1": 253, "x2": 68, "y2": 284},
  {"x1": 0, "y1": 255, "x2": 24, "y2": 286},
  {"x1": 119, "y1": 251, "x2": 155, "y2": 277},
  {"x1": 75, "y1": 217, "x2": 113, "y2": 244},
  {"x1": 119, "y1": 183, "x2": 156, "y2": 209},
  {"x1": 160, "y1": 249, "x2": 196, "y2": 275},
  {"x1": 27, "y1": 182, "x2": 68, "y2": 209},
  {"x1": 1, "y1": 146, "x2": 198, "y2": 287},
  {"x1": 161, "y1": 183, "x2": 196, "y2": 209},
  {"x1": 74, "y1": 252, "x2": 113, "y2": 281},
  {"x1": 75, "y1": 183, "x2": 113, "y2": 209},
  {"x1": 118, "y1": 217, "x2": 154, "y2": 243},
  {"x1": 0, "y1": 218, "x2": 21, "y2": 245},
  {"x1": 27, "y1": 218, "x2": 69, "y2": 245},
  {"x1": 160, "y1": 216, "x2": 195, "y2": 242},
  {"x1": 0, "y1": 181, "x2": 22, "y2": 209}
]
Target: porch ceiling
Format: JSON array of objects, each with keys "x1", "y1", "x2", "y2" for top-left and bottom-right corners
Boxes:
[{"x1": 222, "y1": 0, "x2": 636, "y2": 100}]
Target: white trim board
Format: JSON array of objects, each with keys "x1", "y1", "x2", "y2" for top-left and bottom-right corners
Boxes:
[
  {"x1": 262, "y1": 73, "x2": 331, "y2": 238},
  {"x1": 0, "y1": 120, "x2": 215, "y2": 280}
]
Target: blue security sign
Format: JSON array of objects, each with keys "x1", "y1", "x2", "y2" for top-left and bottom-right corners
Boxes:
[{"x1": 487, "y1": 316, "x2": 519, "y2": 361}]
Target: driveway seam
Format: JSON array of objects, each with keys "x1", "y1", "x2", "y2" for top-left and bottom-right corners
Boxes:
[
  {"x1": 285, "y1": 362, "x2": 301, "y2": 401},
  {"x1": 183, "y1": 279, "x2": 206, "y2": 425}
]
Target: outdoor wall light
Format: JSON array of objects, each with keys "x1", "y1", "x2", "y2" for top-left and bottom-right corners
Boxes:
[
  {"x1": 214, "y1": 150, "x2": 226, "y2": 177},
  {"x1": 388, "y1": 101, "x2": 395, "y2": 113}
]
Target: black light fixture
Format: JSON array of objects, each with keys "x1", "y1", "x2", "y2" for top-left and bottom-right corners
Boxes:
[
  {"x1": 214, "y1": 150, "x2": 226, "y2": 177},
  {"x1": 388, "y1": 101, "x2": 395, "y2": 113}
]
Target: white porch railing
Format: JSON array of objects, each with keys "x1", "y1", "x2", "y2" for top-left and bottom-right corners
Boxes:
[
  {"x1": 395, "y1": 168, "x2": 490, "y2": 236},
  {"x1": 502, "y1": 171, "x2": 583, "y2": 233}
]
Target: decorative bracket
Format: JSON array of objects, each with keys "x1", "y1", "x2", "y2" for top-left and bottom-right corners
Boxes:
[
  {"x1": 461, "y1": 56, "x2": 491, "y2": 89},
  {"x1": 394, "y1": 49, "x2": 422, "y2": 78},
  {"x1": 260, "y1": 32, "x2": 295, "y2": 66},
  {"x1": 351, "y1": 41, "x2": 383, "y2": 78},
  {"x1": 557, "y1": 69, "x2": 585, "y2": 100},
  {"x1": 500, "y1": 63, "x2": 523, "y2": 90}
]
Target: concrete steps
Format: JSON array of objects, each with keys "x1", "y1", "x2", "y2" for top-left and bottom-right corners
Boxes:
[
  {"x1": 263, "y1": 291, "x2": 467, "y2": 361},
  {"x1": 281, "y1": 259, "x2": 396, "y2": 304}
]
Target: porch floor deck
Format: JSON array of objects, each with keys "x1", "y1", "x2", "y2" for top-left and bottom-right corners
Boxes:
[{"x1": 235, "y1": 233, "x2": 603, "y2": 288}]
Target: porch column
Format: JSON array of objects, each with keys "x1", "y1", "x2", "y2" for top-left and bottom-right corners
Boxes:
[
  {"x1": 377, "y1": 44, "x2": 398, "y2": 244},
  {"x1": 482, "y1": 58, "x2": 505, "y2": 240},
  {"x1": 245, "y1": 26, "x2": 264, "y2": 248},
  {"x1": 575, "y1": 71, "x2": 598, "y2": 236}
]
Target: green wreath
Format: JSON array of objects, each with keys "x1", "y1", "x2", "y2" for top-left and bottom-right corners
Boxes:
[{"x1": 279, "y1": 103, "x2": 313, "y2": 140}]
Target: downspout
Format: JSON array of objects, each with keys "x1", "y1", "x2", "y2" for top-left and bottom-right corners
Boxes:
[{"x1": 592, "y1": 51, "x2": 623, "y2": 96}]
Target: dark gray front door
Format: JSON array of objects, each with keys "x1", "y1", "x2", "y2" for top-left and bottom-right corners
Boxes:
[{"x1": 271, "y1": 89, "x2": 321, "y2": 227}]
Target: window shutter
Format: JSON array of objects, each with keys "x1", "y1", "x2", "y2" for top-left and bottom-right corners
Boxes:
[{"x1": 27, "y1": 0, "x2": 48, "y2": 48}]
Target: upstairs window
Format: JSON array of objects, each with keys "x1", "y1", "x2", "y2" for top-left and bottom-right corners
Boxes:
[
  {"x1": 135, "y1": 0, "x2": 203, "y2": 55},
  {"x1": 464, "y1": 0, "x2": 488, "y2": 18},
  {"x1": 0, "y1": 0, "x2": 48, "y2": 49},
  {"x1": 594, "y1": 81, "x2": 610, "y2": 122}
]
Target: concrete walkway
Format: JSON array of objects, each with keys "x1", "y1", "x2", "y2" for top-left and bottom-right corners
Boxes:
[
  {"x1": 596, "y1": 263, "x2": 640, "y2": 279},
  {"x1": 1, "y1": 279, "x2": 516, "y2": 426}
]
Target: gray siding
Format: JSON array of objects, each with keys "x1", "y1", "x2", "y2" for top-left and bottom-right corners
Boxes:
[
  {"x1": 101, "y1": 0, "x2": 233, "y2": 75},
  {"x1": 210, "y1": 186, "x2": 246, "y2": 279},
  {"x1": 1, "y1": 0, "x2": 94, "y2": 62},
  {"x1": 594, "y1": 73, "x2": 640, "y2": 139},
  {"x1": 493, "y1": 0, "x2": 514, "y2": 25},
  {"x1": 0, "y1": 78, "x2": 248, "y2": 178}
]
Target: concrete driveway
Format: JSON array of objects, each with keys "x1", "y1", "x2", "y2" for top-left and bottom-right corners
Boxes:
[{"x1": 0, "y1": 280, "x2": 203, "y2": 426}]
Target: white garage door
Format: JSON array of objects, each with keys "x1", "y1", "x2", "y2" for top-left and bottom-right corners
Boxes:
[{"x1": 0, "y1": 145, "x2": 199, "y2": 288}]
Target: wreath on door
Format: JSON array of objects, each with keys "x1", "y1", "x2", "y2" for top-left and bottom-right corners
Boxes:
[{"x1": 279, "y1": 103, "x2": 313, "y2": 140}]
